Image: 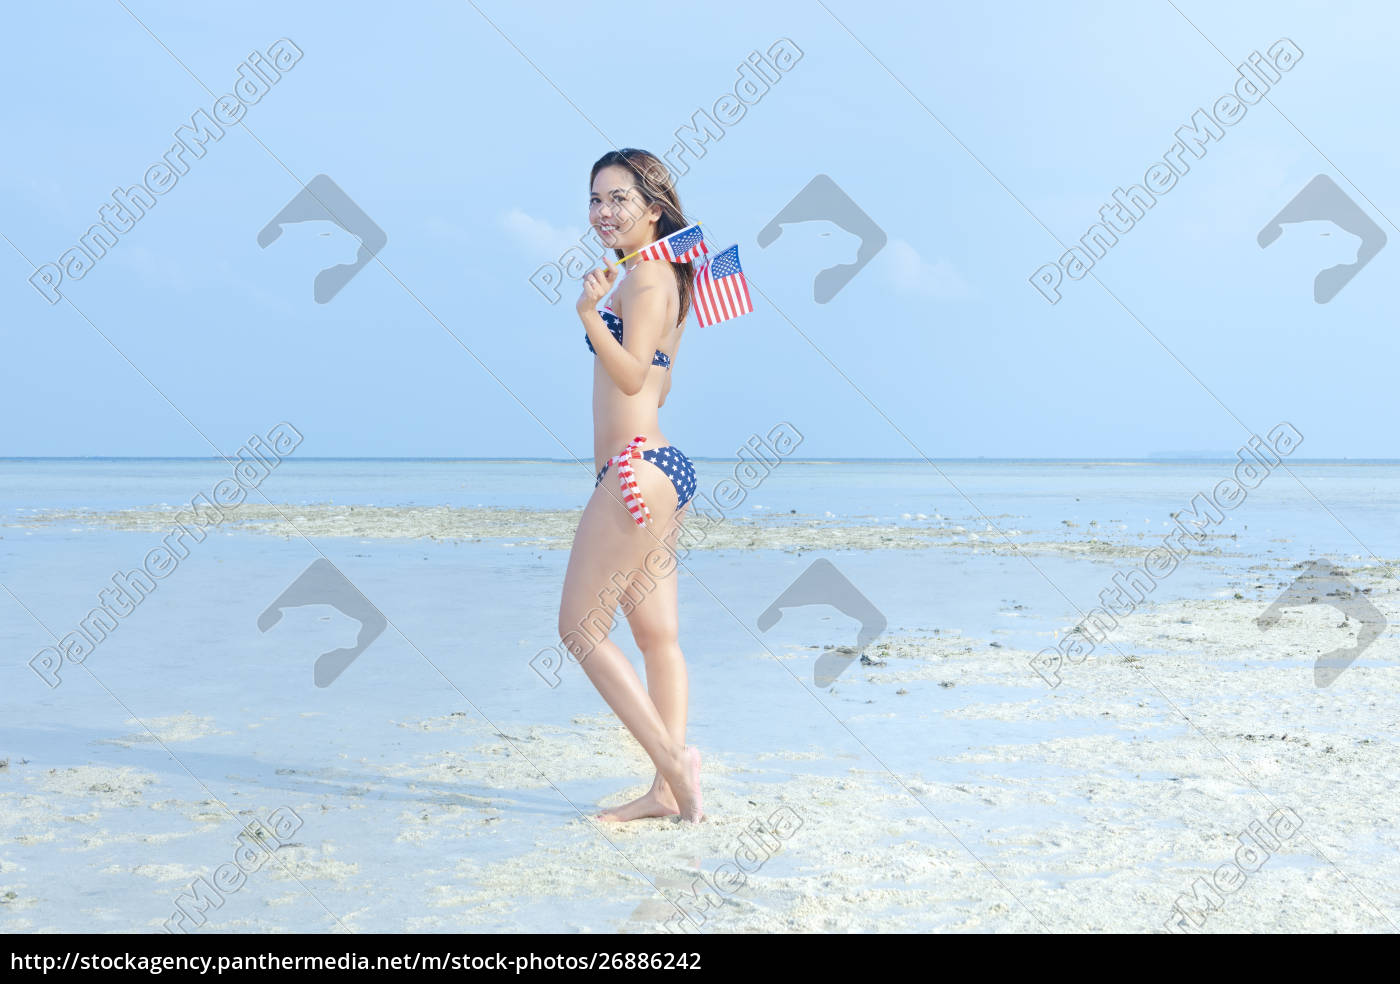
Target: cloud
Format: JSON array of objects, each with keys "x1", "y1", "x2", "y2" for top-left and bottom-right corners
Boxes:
[
  {"x1": 500, "y1": 208, "x2": 585, "y2": 257},
  {"x1": 886, "y1": 239, "x2": 972, "y2": 299}
]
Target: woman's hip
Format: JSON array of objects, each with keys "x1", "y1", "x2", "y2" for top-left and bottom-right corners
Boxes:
[{"x1": 594, "y1": 437, "x2": 697, "y2": 516}]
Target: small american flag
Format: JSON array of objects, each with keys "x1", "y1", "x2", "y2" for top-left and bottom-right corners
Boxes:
[
  {"x1": 692, "y1": 244, "x2": 753, "y2": 327},
  {"x1": 637, "y1": 223, "x2": 708, "y2": 263}
]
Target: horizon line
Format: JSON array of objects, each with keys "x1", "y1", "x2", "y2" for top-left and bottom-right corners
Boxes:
[{"x1": 4, "y1": 456, "x2": 1398, "y2": 464}]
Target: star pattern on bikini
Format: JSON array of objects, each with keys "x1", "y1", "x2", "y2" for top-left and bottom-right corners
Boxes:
[
  {"x1": 586, "y1": 310, "x2": 670, "y2": 368},
  {"x1": 651, "y1": 448, "x2": 697, "y2": 504},
  {"x1": 594, "y1": 448, "x2": 697, "y2": 510}
]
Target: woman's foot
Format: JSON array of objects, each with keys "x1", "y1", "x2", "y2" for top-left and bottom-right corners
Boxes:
[
  {"x1": 597, "y1": 772, "x2": 677, "y2": 822},
  {"x1": 596, "y1": 786, "x2": 679, "y2": 822},
  {"x1": 669, "y1": 747, "x2": 703, "y2": 823}
]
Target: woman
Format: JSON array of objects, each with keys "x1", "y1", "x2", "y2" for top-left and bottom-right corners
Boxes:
[{"x1": 558, "y1": 149, "x2": 703, "y2": 823}]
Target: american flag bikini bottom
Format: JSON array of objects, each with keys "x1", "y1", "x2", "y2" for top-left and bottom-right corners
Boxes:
[{"x1": 595, "y1": 436, "x2": 698, "y2": 526}]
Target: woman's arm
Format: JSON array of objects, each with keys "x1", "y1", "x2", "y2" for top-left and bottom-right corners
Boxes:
[
  {"x1": 578, "y1": 263, "x2": 670, "y2": 397},
  {"x1": 658, "y1": 327, "x2": 680, "y2": 408},
  {"x1": 658, "y1": 363, "x2": 672, "y2": 407},
  {"x1": 579, "y1": 306, "x2": 651, "y2": 396}
]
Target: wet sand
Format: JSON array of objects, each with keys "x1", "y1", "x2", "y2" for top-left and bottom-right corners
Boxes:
[{"x1": 13, "y1": 501, "x2": 1255, "y2": 561}]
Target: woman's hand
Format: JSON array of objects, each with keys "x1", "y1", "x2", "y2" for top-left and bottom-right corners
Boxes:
[{"x1": 576, "y1": 264, "x2": 619, "y2": 315}]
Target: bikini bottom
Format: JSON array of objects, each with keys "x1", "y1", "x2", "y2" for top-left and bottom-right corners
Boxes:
[{"x1": 595, "y1": 438, "x2": 697, "y2": 525}]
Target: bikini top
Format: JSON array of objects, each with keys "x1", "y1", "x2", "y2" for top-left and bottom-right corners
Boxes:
[{"x1": 585, "y1": 304, "x2": 671, "y2": 369}]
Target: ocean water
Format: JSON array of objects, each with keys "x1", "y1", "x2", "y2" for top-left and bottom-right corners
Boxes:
[{"x1": 4, "y1": 457, "x2": 1395, "y2": 684}]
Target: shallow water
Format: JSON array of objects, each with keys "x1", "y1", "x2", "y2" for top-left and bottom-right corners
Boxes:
[{"x1": 2, "y1": 460, "x2": 1396, "y2": 932}]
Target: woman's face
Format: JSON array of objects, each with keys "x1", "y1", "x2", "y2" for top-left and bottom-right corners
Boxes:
[{"x1": 589, "y1": 165, "x2": 661, "y2": 252}]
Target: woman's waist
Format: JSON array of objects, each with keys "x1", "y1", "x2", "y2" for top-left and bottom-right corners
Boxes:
[{"x1": 593, "y1": 429, "x2": 673, "y2": 472}]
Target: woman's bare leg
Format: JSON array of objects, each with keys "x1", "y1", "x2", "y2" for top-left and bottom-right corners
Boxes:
[
  {"x1": 560, "y1": 467, "x2": 701, "y2": 822},
  {"x1": 598, "y1": 504, "x2": 690, "y2": 821}
]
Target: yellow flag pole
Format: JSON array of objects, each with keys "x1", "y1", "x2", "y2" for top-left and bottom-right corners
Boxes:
[{"x1": 606, "y1": 222, "x2": 702, "y2": 269}]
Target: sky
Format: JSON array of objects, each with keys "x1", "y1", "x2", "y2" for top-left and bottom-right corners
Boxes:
[{"x1": 2, "y1": 0, "x2": 1396, "y2": 459}]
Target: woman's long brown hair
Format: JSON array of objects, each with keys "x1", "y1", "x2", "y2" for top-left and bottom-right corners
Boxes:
[{"x1": 590, "y1": 148, "x2": 694, "y2": 329}]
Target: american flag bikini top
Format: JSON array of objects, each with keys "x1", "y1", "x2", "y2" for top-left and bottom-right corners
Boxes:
[{"x1": 585, "y1": 304, "x2": 671, "y2": 369}]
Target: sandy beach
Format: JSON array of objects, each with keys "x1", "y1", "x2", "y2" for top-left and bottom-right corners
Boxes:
[{"x1": 3, "y1": 461, "x2": 1397, "y2": 933}]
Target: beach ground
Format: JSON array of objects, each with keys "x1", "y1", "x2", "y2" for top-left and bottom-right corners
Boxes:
[{"x1": 3, "y1": 501, "x2": 1397, "y2": 933}]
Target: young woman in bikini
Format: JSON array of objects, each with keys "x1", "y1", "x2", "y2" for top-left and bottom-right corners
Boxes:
[{"x1": 558, "y1": 148, "x2": 703, "y2": 823}]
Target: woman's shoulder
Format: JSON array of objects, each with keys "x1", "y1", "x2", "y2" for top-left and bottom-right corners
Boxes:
[
  {"x1": 622, "y1": 260, "x2": 676, "y2": 290},
  {"x1": 617, "y1": 260, "x2": 678, "y2": 314}
]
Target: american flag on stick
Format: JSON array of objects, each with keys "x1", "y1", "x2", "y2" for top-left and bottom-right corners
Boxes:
[
  {"x1": 692, "y1": 244, "x2": 753, "y2": 327},
  {"x1": 630, "y1": 222, "x2": 708, "y2": 264}
]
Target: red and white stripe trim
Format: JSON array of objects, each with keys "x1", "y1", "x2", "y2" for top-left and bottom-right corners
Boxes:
[{"x1": 609, "y1": 435, "x2": 653, "y2": 527}]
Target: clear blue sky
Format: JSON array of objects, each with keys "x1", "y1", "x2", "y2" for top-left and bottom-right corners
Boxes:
[{"x1": 3, "y1": 0, "x2": 1395, "y2": 459}]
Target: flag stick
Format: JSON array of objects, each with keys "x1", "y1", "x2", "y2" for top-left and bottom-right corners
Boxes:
[{"x1": 606, "y1": 222, "x2": 702, "y2": 268}]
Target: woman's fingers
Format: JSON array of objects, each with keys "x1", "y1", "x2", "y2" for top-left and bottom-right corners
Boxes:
[
  {"x1": 579, "y1": 264, "x2": 619, "y2": 307},
  {"x1": 583, "y1": 266, "x2": 615, "y2": 299}
]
